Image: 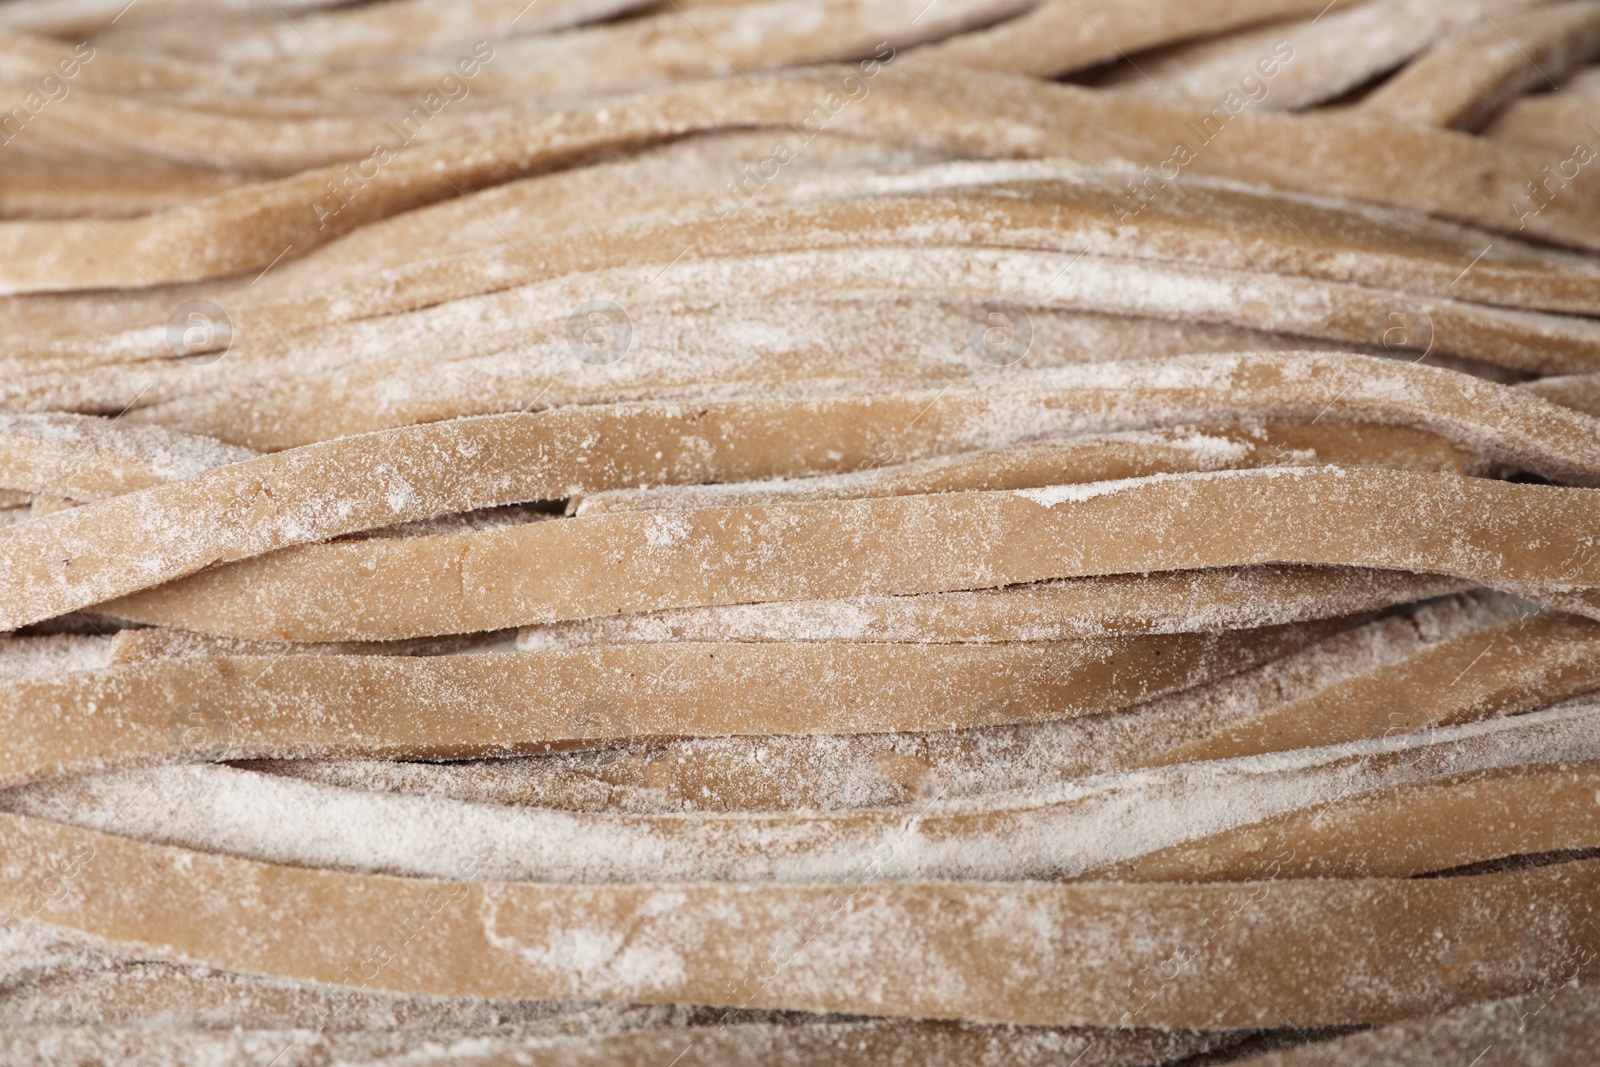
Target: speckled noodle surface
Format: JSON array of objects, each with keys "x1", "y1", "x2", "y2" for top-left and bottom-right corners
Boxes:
[{"x1": 3, "y1": 1, "x2": 1600, "y2": 1063}]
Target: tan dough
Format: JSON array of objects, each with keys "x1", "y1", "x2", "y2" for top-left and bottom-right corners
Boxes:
[
  {"x1": 0, "y1": 625, "x2": 1310, "y2": 789},
  {"x1": 0, "y1": 810, "x2": 1595, "y2": 1027},
  {"x1": 98, "y1": 467, "x2": 1600, "y2": 641}
]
